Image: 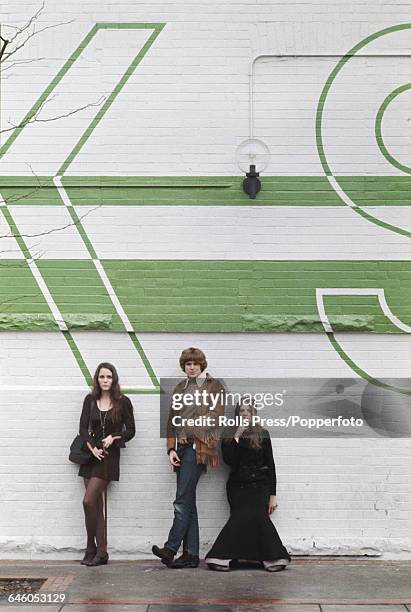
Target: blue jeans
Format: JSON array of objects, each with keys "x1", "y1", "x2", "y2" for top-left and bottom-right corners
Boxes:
[{"x1": 165, "y1": 444, "x2": 204, "y2": 556}]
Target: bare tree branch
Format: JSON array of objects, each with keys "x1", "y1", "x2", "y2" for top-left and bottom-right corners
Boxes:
[
  {"x1": 0, "y1": 204, "x2": 101, "y2": 241},
  {"x1": 1, "y1": 57, "x2": 46, "y2": 73},
  {"x1": 3, "y1": 20, "x2": 75, "y2": 62},
  {"x1": 0, "y1": 36, "x2": 10, "y2": 63},
  {"x1": 0, "y1": 96, "x2": 105, "y2": 135},
  {"x1": 0, "y1": 1, "x2": 74, "y2": 64}
]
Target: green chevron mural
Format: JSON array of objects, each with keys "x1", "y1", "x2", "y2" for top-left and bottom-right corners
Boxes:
[{"x1": 0, "y1": 22, "x2": 410, "y2": 392}]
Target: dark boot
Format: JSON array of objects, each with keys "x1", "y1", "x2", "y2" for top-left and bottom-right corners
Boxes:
[
  {"x1": 152, "y1": 544, "x2": 175, "y2": 567},
  {"x1": 80, "y1": 547, "x2": 97, "y2": 565},
  {"x1": 170, "y1": 551, "x2": 200, "y2": 569}
]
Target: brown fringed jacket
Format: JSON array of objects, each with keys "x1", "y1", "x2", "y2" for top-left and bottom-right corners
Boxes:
[{"x1": 166, "y1": 373, "x2": 225, "y2": 467}]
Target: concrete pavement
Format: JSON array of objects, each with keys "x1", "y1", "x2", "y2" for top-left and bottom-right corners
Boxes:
[{"x1": 0, "y1": 558, "x2": 410, "y2": 611}]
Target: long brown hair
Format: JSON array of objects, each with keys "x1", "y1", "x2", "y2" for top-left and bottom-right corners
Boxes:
[
  {"x1": 235, "y1": 398, "x2": 263, "y2": 449},
  {"x1": 91, "y1": 362, "x2": 122, "y2": 422}
]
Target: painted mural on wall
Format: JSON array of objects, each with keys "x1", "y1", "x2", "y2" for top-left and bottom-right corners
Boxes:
[{"x1": 0, "y1": 22, "x2": 410, "y2": 391}]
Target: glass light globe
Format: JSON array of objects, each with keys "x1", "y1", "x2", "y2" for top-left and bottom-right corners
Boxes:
[{"x1": 235, "y1": 138, "x2": 271, "y2": 173}]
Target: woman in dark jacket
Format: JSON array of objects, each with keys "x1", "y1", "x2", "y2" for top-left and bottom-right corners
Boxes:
[
  {"x1": 206, "y1": 400, "x2": 290, "y2": 572},
  {"x1": 78, "y1": 362, "x2": 135, "y2": 566}
]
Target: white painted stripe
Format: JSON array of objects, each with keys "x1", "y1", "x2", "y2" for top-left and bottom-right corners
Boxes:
[
  {"x1": 53, "y1": 176, "x2": 73, "y2": 207},
  {"x1": 27, "y1": 259, "x2": 68, "y2": 331},
  {"x1": 316, "y1": 288, "x2": 411, "y2": 334},
  {"x1": 327, "y1": 176, "x2": 356, "y2": 208},
  {"x1": 93, "y1": 259, "x2": 134, "y2": 332}
]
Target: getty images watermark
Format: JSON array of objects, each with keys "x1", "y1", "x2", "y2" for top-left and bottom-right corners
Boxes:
[
  {"x1": 170, "y1": 388, "x2": 362, "y2": 430},
  {"x1": 159, "y1": 377, "x2": 411, "y2": 438}
]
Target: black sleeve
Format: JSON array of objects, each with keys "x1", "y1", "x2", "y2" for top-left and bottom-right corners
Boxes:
[
  {"x1": 79, "y1": 395, "x2": 95, "y2": 447},
  {"x1": 222, "y1": 437, "x2": 241, "y2": 466},
  {"x1": 263, "y1": 433, "x2": 277, "y2": 495},
  {"x1": 116, "y1": 396, "x2": 136, "y2": 443}
]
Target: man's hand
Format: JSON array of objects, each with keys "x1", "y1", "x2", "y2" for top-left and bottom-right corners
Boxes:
[
  {"x1": 268, "y1": 495, "x2": 278, "y2": 514},
  {"x1": 169, "y1": 449, "x2": 181, "y2": 467}
]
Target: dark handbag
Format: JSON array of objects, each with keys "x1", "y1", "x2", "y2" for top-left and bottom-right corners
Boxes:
[{"x1": 69, "y1": 404, "x2": 94, "y2": 465}]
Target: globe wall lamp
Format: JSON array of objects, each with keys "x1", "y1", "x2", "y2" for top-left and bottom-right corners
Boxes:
[{"x1": 236, "y1": 138, "x2": 270, "y2": 199}]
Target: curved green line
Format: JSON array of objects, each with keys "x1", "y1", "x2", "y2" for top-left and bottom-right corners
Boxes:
[
  {"x1": 316, "y1": 23, "x2": 411, "y2": 238},
  {"x1": 327, "y1": 332, "x2": 411, "y2": 395},
  {"x1": 354, "y1": 205, "x2": 411, "y2": 239},
  {"x1": 375, "y1": 83, "x2": 411, "y2": 174},
  {"x1": 316, "y1": 23, "x2": 411, "y2": 175}
]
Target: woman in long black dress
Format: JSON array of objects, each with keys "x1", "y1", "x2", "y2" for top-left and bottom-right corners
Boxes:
[
  {"x1": 78, "y1": 362, "x2": 135, "y2": 566},
  {"x1": 206, "y1": 400, "x2": 290, "y2": 572}
]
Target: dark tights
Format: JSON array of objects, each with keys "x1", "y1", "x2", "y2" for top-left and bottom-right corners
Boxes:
[{"x1": 83, "y1": 477, "x2": 108, "y2": 555}]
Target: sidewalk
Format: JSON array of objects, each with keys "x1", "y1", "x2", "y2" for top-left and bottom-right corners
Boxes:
[{"x1": 0, "y1": 558, "x2": 410, "y2": 611}]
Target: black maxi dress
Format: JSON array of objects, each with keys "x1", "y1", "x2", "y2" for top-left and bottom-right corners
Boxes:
[
  {"x1": 206, "y1": 429, "x2": 291, "y2": 564},
  {"x1": 78, "y1": 394, "x2": 135, "y2": 482}
]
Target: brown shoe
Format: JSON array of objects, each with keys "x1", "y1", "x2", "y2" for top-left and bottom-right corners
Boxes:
[
  {"x1": 85, "y1": 552, "x2": 109, "y2": 567},
  {"x1": 170, "y1": 551, "x2": 199, "y2": 569},
  {"x1": 80, "y1": 548, "x2": 97, "y2": 565},
  {"x1": 152, "y1": 544, "x2": 175, "y2": 567}
]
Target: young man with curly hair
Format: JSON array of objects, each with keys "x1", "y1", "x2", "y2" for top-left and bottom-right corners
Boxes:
[{"x1": 152, "y1": 347, "x2": 225, "y2": 569}]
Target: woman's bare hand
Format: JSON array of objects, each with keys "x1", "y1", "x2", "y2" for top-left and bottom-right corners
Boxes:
[
  {"x1": 102, "y1": 435, "x2": 114, "y2": 449},
  {"x1": 91, "y1": 446, "x2": 105, "y2": 461},
  {"x1": 268, "y1": 495, "x2": 278, "y2": 514}
]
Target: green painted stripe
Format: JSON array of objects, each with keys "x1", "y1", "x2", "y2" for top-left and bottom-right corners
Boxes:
[
  {"x1": 337, "y1": 177, "x2": 411, "y2": 206},
  {"x1": 65, "y1": 205, "x2": 98, "y2": 258},
  {"x1": 0, "y1": 258, "x2": 409, "y2": 334},
  {"x1": 0, "y1": 258, "x2": 53, "y2": 320},
  {"x1": 129, "y1": 332, "x2": 160, "y2": 389},
  {"x1": 62, "y1": 330, "x2": 93, "y2": 385},
  {"x1": 100, "y1": 260, "x2": 411, "y2": 333},
  {"x1": 0, "y1": 206, "x2": 31, "y2": 258},
  {"x1": 122, "y1": 387, "x2": 160, "y2": 395},
  {"x1": 58, "y1": 24, "x2": 165, "y2": 175},
  {"x1": 2, "y1": 176, "x2": 410, "y2": 206},
  {"x1": 37, "y1": 260, "x2": 126, "y2": 331}
]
